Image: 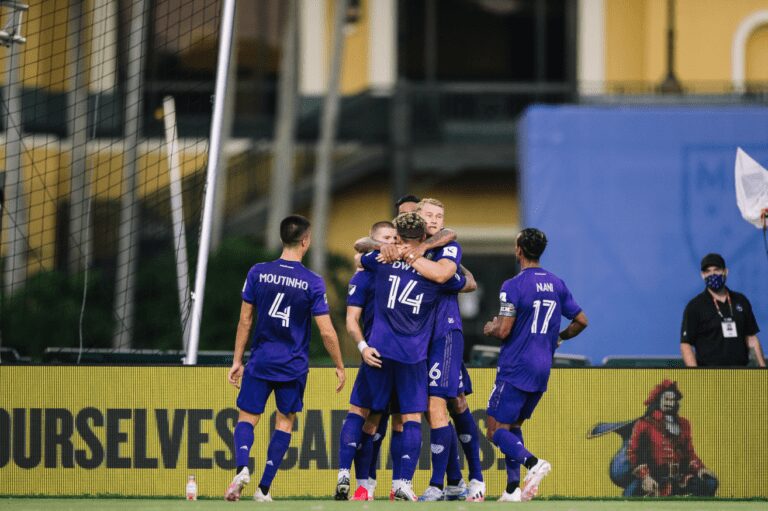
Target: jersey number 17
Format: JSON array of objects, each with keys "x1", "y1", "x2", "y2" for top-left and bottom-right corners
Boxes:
[{"x1": 531, "y1": 299, "x2": 556, "y2": 334}]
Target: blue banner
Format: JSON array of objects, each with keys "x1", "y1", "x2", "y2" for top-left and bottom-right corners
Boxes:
[{"x1": 520, "y1": 105, "x2": 768, "y2": 364}]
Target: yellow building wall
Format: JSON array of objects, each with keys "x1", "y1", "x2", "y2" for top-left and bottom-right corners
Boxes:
[
  {"x1": 0, "y1": 144, "x2": 208, "y2": 271},
  {"x1": 605, "y1": 0, "x2": 768, "y2": 85},
  {"x1": 0, "y1": 0, "x2": 71, "y2": 90},
  {"x1": 605, "y1": 0, "x2": 647, "y2": 83},
  {"x1": 322, "y1": 174, "x2": 519, "y2": 261},
  {"x1": 747, "y1": 25, "x2": 768, "y2": 81},
  {"x1": 326, "y1": 0, "x2": 372, "y2": 95}
]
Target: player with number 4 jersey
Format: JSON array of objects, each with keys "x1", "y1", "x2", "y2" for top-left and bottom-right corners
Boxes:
[{"x1": 225, "y1": 215, "x2": 345, "y2": 502}]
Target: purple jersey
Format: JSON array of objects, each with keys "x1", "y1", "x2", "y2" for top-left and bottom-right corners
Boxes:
[
  {"x1": 241, "y1": 258, "x2": 329, "y2": 381},
  {"x1": 496, "y1": 267, "x2": 581, "y2": 392},
  {"x1": 427, "y1": 241, "x2": 464, "y2": 338},
  {"x1": 346, "y1": 270, "x2": 375, "y2": 339},
  {"x1": 361, "y1": 251, "x2": 466, "y2": 363}
]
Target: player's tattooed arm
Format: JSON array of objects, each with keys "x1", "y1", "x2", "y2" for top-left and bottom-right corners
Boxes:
[
  {"x1": 484, "y1": 315, "x2": 514, "y2": 339},
  {"x1": 558, "y1": 311, "x2": 589, "y2": 342},
  {"x1": 227, "y1": 301, "x2": 254, "y2": 387},
  {"x1": 353, "y1": 236, "x2": 399, "y2": 263},
  {"x1": 410, "y1": 257, "x2": 457, "y2": 284},
  {"x1": 353, "y1": 236, "x2": 379, "y2": 253},
  {"x1": 459, "y1": 265, "x2": 477, "y2": 293},
  {"x1": 401, "y1": 228, "x2": 457, "y2": 262}
]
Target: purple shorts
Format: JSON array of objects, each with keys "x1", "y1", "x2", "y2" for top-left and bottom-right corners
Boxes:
[
  {"x1": 237, "y1": 373, "x2": 307, "y2": 415},
  {"x1": 458, "y1": 362, "x2": 473, "y2": 396},
  {"x1": 428, "y1": 329, "x2": 465, "y2": 399},
  {"x1": 349, "y1": 362, "x2": 376, "y2": 410},
  {"x1": 486, "y1": 380, "x2": 543, "y2": 424},
  {"x1": 356, "y1": 358, "x2": 427, "y2": 414}
]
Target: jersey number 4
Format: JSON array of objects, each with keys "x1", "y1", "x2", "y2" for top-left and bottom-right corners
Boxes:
[
  {"x1": 387, "y1": 275, "x2": 424, "y2": 314},
  {"x1": 531, "y1": 299, "x2": 556, "y2": 334},
  {"x1": 269, "y1": 293, "x2": 291, "y2": 327}
]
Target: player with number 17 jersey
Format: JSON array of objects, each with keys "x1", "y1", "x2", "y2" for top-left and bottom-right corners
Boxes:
[
  {"x1": 241, "y1": 259, "x2": 329, "y2": 381},
  {"x1": 497, "y1": 268, "x2": 581, "y2": 392}
]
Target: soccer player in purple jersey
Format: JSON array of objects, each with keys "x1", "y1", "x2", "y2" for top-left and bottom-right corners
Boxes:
[
  {"x1": 335, "y1": 220, "x2": 397, "y2": 501},
  {"x1": 224, "y1": 215, "x2": 346, "y2": 502},
  {"x1": 354, "y1": 212, "x2": 468, "y2": 501},
  {"x1": 407, "y1": 198, "x2": 485, "y2": 502},
  {"x1": 353, "y1": 194, "x2": 458, "y2": 266},
  {"x1": 483, "y1": 228, "x2": 588, "y2": 502}
]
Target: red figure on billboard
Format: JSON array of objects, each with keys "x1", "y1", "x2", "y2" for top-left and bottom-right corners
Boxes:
[{"x1": 588, "y1": 379, "x2": 718, "y2": 497}]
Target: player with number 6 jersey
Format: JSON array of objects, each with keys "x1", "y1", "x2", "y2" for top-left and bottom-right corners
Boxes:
[{"x1": 355, "y1": 212, "x2": 466, "y2": 501}]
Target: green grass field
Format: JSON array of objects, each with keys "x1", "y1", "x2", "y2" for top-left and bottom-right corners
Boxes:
[{"x1": 1, "y1": 500, "x2": 767, "y2": 511}]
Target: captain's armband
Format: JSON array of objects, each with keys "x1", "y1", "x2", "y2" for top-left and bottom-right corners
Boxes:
[{"x1": 499, "y1": 302, "x2": 516, "y2": 318}]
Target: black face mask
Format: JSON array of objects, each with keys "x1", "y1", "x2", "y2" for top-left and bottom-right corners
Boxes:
[{"x1": 705, "y1": 274, "x2": 726, "y2": 291}]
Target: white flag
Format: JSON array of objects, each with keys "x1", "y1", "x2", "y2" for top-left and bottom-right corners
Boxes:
[{"x1": 734, "y1": 148, "x2": 768, "y2": 228}]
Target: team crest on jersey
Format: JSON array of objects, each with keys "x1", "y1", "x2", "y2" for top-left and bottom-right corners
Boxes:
[
  {"x1": 443, "y1": 246, "x2": 458, "y2": 258},
  {"x1": 348, "y1": 284, "x2": 357, "y2": 295},
  {"x1": 500, "y1": 292, "x2": 507, "y2": 302}
]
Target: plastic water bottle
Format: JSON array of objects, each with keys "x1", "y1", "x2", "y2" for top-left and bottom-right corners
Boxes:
[{"x1": 186, "y1": 475, "x2": 198, "y2": 500}]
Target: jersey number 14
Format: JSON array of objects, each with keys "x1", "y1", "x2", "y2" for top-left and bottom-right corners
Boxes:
[{"x1": 387, "y1": 275, "x2": 423, "y2": 314}]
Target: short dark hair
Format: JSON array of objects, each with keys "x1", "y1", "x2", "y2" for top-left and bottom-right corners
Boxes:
[
  {"x1": 370, "y1": 220, "x2": 395, "y2": 237},
  {"x1": 517, "y1": 228, "x2": 548, "y2": 261},
  {"x1": 280, "y1": 215, "x2": 311, "y2": 246},
  {"x1": 393, "y1": 212, "x2": 425, "y2": 239},
  {"x1": 395, "y1": 194, "x2": 420, "y2": 210}
]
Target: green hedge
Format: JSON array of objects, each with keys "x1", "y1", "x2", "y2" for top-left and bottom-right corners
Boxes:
[{"x1": 1, "y1": 237, "x2": 352, "y2": 362}]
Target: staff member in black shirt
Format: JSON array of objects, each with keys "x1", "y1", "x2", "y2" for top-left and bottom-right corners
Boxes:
[{"x1": 681, "y1": 253, "x2": 765, "y2": 367}]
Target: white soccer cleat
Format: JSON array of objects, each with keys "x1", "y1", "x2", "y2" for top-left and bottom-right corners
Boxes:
[
  {"x1": 445, "y1": 479, "x2": 468, "y2": 501},
  {"x1": 418, "y1": 485, "x2": 445, "y2": 502},
  {"x1": 498, "y1": 488, "x2": 522, "y2": 502},
  {"x1": 393, "y1": 480, "x2": 418, "y2": 501},
  {"x1": 521, "y1": 459, "x2": 552, "y2": 501},
  {"x1": 334, "y1": 470, "x2": 351, "y2": 500},
  {"x1": 467, "y1": 479, "x2": 486, "y2": 502},
  {"x1": 224, "y1": 467, "x2": 250, "y2": 501},
  {"x1": 366, "y1": 477, "x2": 378, "y2": 500},
  {"x1": 253, "y1": 488, "x2": 273, "y2": 502}
]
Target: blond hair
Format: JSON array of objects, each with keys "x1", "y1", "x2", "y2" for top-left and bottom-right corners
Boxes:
[{"x1": 417, "y1": 197, "x2": 445, "y2": 211}]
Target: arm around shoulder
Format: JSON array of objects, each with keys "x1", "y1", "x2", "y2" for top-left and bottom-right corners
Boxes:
[{"x1": 460, "y1": 265, "x2": 477, "y2": 293}]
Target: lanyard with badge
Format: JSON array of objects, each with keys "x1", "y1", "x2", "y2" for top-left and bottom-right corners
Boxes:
[{"x1": 712, "y1": 293, "x2": 738, "y2": 339}]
